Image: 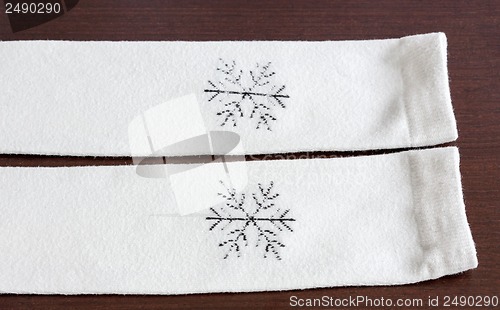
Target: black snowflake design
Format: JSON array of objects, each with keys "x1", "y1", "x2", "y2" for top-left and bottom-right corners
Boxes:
[
  {"x1": 206, "y1": 181, "x2": 295, "y2": 260},
  {"x1": 204, "y1": 59, "x2": 289, "y2": 131}
]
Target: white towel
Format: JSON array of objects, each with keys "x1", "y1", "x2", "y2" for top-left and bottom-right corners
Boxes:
[
  {"x1": 0, "y1": 147, "x2": 477, "y2": 294},
  {"x1": 0, "y1": 33, "x2": 455, "y2": 156}
]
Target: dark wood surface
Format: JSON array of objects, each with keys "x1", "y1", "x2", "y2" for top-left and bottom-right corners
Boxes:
[{"x1": 0, "y1": 0, "x2": 498, "y2": 309}]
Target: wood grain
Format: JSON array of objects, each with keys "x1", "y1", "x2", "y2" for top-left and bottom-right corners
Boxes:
[{"x1": 0, "y1": 0, "x2": 498, "y2": 309}]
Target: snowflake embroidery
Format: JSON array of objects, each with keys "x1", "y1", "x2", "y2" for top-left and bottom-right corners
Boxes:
[
  {"x1": 204, "y1": 59, "x2": 289, "y2": 131},
  {"x1": 206, "y1": 181, "x2": 295, "y2": 260}
]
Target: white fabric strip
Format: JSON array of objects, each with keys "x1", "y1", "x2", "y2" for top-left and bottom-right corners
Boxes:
[
  {"x1": 0, "y1": 147, "x2": 476, "y2": 294},
  {"x1": 0, "y1": 33, "x2": 455, "y2": 156}
]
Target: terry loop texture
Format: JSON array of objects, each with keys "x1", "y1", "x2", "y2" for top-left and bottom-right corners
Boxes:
[
  {"x1": 0, "y1": 147, "x2": 476, "y2": 294},
  {"x1": 0, "y1": 33, "x2": 455, "y2": 156}
]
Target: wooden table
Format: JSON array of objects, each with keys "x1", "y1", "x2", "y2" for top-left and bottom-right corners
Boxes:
[{"x1": 0, "y1": 1, "x2": 498, "y2": 309}]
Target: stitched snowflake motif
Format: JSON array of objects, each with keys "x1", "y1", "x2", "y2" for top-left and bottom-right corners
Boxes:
[
  {"x1": 206, "y1": 181, "x2": 295, "y2": 260},
  {"x1": 204, "y1": 59, "x2": 289, "y2": 131}
]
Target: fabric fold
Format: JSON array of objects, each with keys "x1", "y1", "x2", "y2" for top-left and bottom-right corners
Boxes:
[
  {"x1": 406, "y1": 148, "x2": 477, "y2": 279},
  {"x1": 399, "y1": 33, "x2": 457, "y2": 147}
]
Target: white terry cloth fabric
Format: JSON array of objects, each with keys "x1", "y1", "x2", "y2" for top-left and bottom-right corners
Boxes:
[
  {"x1": 0, "y1": 32, "x2": 455, "y2": 156},
  {"x1": 0, "y1": 147, "x2": 476, "y2": 294}
]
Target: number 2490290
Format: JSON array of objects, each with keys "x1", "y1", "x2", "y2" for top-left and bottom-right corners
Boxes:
[
  {"x1": 443, "y1": 295, "x2": 498, "y2": 307},
  {"x1": 5, "y1": 2, "x2": 61, "y2": 14}
]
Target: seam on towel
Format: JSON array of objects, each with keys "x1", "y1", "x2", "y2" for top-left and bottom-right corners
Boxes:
[
  {"x1": 398, "y1": 38, "x2": 414, "y2": 148},
  {"x1": 405, "y1": 150, "x2": 425, "y2": 280}
]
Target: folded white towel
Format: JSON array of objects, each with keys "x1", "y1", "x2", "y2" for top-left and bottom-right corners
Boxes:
[
  {"x1": 0, "y1": 33, "x2": 455, "y2": 156},
  {"x1": 0, "y1": 147, "x2": 476, "y2": 294}
]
